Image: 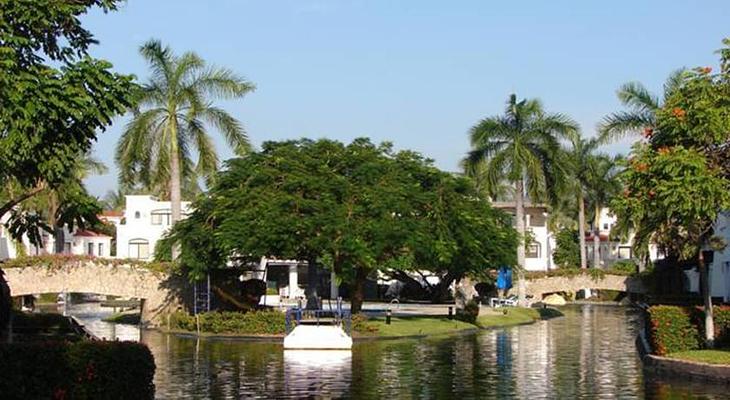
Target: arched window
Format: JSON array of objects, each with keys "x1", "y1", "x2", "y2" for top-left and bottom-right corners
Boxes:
[
  {"x1": 151, "y1": 209, "x2": 172, "y2": 225},
  {"x1": 128, "y1": 238, "x2": 150, "y2": 259},
  {"x1": 526, "y1": 242, "x2": 541, "y2": 259}
]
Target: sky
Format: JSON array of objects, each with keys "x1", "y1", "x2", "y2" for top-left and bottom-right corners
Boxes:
[{"x1": 81, "y1": 0, "x2": 730, "y2": 197}]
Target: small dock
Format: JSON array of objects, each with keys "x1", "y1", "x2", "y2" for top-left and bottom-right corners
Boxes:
[{"x1": 283, "y1": 307, "x2": 353, "y2": 350}]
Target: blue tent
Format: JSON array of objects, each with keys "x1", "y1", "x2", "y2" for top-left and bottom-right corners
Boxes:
[{"x1": 496, "y1": 266, "x2": 512, "y2": 291}]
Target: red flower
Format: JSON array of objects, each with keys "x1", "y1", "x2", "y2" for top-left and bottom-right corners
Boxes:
[
  {"x1": 643, "y1": 127, "x2": 653, "y2": 138},
  {"x1": 702, "y1": 66, "x2": 713, "y2": 74}
]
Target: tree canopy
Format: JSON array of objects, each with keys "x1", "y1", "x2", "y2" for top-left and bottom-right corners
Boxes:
[
  {"x1": 159, "y1": 138, "x2": 518, "y2": 312},
  {"x1": 0, "y1": 0, "x2": 135, "y2": 242}
]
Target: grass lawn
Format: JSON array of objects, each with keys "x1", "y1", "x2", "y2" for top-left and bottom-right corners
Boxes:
[
  {"x1": 102, "y1": 312, "x2": 141, "y2": 325},
  {"x1": 356, "y1": 307, "x2": 562, "y2": 338},
  {"x1": 358, "y1": 316, "x2": 478, "y2": 338},
  {"x1": 667, "y1": 349, "x2": 730, "y2": 365}
]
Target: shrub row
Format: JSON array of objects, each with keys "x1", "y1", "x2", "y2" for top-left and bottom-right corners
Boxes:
[
  {"x1": 0, "y1": 341, "x2": 155, "y2": 400},
  {"x1": 0, "y1": 254, "x2": 175, "y2": 274},
  {"x1": 647, "y1": 305, "x2": 730, "y2": 355},
  {"x1": 169, "y1": 310, "x2": 286, "y2": 335}
]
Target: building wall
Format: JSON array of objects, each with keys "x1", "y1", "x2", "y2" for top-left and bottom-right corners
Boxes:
[{"x1": 115, "y1": 195, "x2": 192, "y2": 260}]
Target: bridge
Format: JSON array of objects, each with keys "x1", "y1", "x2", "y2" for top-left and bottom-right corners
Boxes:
[
  {"x1": 511, "y1": 273, "x2": 647, "y2": 299},
  {"x1": 3, "y1": 260, "x2": 186, "y2": 326}
]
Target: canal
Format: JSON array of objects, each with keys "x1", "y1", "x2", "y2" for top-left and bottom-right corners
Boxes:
[{"x1": 69, "y1": 303, "x2": 727, "y2": 399}]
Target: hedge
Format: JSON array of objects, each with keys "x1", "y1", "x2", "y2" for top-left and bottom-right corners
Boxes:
[
  {"x1": 0, "y1": 341, "x2": 155, "y2": 400},
  {"x1": 648, "y1": 305, "x2": 701, "y2": 355},
  {"x1": 690, "y1": 305, "x2": 730, "y2": 348},
  {"x1": 170, "y1": 310, "x2": 286, "y2": 335}
]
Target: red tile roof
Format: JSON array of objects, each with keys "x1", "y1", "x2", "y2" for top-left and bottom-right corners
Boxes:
[
  {"x1": 100, "y1": 210, "x2": 123, "y2": 217},
  {"x1": 74, "y1": 230, "x2": 111, "y2": 238}
]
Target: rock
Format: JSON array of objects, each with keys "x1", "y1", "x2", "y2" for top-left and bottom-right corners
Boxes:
[{"x1": 542, "y1": 293, "x2": 566, "y2": 306}]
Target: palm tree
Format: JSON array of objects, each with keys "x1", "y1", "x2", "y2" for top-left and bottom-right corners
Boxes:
[
  {"x1": 116, "y1": 39, "x2": 254, "y2": 258},
  {"x1": 585, "y1": 155, "x2": 622, "y2": 269},
  {"x1": 598, "y1": 69, "x2": 684, "y2": 143},
  {"x1": 465, "y1": 94, "x2": 578, "y2": 303},
  {"x1": 565, "y1": 136, "x2": 599, "y2": 269}
]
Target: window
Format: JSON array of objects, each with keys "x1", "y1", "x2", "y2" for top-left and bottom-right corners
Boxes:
[
  {"x1": 134, "y1": 211, "x2": 141, "y2": 219},
  {"x1": 526, "y1": 242, "x2": 541, "y2": 258},
  {"x1": 98, "y1": 243, "x2": 104, "y2": 256},
  {"x1": 128, "y1": 239, "x2": 150, "y2": 259},
  {"x1": 64, "y1": 242, "x2": 71, "y2": 254},
  {"x1": 529, "y1": 213, "x2": 546, "y2": 227},
  {"x1": 603, "y1": 223, "x2": 609, "y2": 230},
  {"x1": 151, "y1": 209, "x2": 172, "y2": 225},
  {"x1": 87, "y1": 242, "x2": 94, "y2": 256}
]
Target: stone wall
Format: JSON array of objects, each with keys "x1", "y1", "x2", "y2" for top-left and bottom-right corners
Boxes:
[{"x1": 3, "y1": 262, "x2": 187, "y2": 326}]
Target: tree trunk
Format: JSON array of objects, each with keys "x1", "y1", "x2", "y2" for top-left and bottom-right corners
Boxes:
[
  {"x1": 169, "y1": 119, "x2": 182, "y2": 260},
  {"x1": 515, "y1": 179, "x2": 527, "y2": 305},
  {"x1": 578, "y1": 192, "x2": 587, "y2": 269},
  {"x1": 430, "y1": 271, "x2": 457, "y2": 303},
  {"x1": 699, "y1": 251, "x2": 715, "y2": 347},
  {"x1": 54, "y1": 226, "x2": 65, "y2": 254},
  {"x1": 305, "y1": 259, "x2": 320, "y2": 310},
  {"x1": 593, "y1": 205, "x2": 601, "y2": 269},
  {"x1": 350, "y1": 268, "x2": 368, "y2": 314}
]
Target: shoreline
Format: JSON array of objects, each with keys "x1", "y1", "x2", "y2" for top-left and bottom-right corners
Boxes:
[{"x1": 150, "y1": 306, "x2": 564, "y2": 343}]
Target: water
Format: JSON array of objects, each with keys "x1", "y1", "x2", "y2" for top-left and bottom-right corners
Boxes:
[{"x1": 69, "y1": 304, "x2": 729, "y2": 399}]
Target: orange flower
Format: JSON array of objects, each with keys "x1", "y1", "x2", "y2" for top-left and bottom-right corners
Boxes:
[
  {"x1": 658, "y1": 146, "x2": 670, "y2": 155},
  {"x1": 634, "y1": 162, "x2": 648, "y2": 172},
  {"x1": 702, "y1": 66, "x2": 713, "y2": 74},
  {"x1": 643, "y1": 127, "x2": 653, "y2": 138},
  {"x1": 672, "y1": 107, "x2": 686, "y2": 119}
]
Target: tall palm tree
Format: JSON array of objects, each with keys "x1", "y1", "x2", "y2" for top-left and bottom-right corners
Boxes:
[
  {"x1": 565, "y1": 136, "x2": 599, "y2": 269},
  {"x1": 116, "y1": 39, "x2": 254, "y2": 258},
  {"x1": 465, "y1": 94, "x2": 578, "y2": 303},
  {"x1": 585, "y1": 155, "x2": 622, "y2": 269},
  {"x1": 598, "y1": 69, "x2": 684, "y2": 143}
]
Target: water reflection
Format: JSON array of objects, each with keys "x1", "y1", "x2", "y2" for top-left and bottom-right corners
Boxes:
[{"x1": 67, "y1": 304, "x2": 730, "y2": 399}]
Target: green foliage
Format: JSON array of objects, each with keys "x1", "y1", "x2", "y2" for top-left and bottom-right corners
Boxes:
[
  {"x1": 352, "y1": 313, "x2": 379, "y2": 334},
  {"x1": 0, "y1": 254, "x2": 176, "y2": 275},
  {"x1": 648, "y1": 305, "x2": 702, "y2": 355},
  {"x1": 0, "y1": 0, "x2": 135, "y2": 240},
  {"x1": 455, "y1": 299, "x2": 480, "y2": 324},
  {"x1": 0, "y1": 341, "x2": 155, "y2": 400},
  {"x1": 691, "y1": 306, "x2": 730, "y2": 348},
  {"x1": 552, "y1": 228, "x2": 581, "y2": 268},
  {"x1": 116, "y1": 39, "x2": 254, "y2": 199},
  {"x1": 611, "y1": 260, "x2": 638, "y2": 274},
  {"x1": 169, "y1": 310, "x2": 286, "y2": 335},
  {"x1": 160, "y1": 138, "x2": 518, "y2": 309}
]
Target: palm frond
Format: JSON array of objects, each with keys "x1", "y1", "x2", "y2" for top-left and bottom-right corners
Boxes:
[
  {"x1": 617, "y1": 82, "x2": 660, "y2": 112},
  {"x1": 200, "y1": 106, "x2": 250, "y2": 155}
]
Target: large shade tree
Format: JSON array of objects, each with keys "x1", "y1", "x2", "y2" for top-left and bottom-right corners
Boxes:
[
  {"x1": 465, "y1": 94, "x2": 578, "y2": 303},
  {"x1": 159, "y1": 138, "x2": 517, "y2": 313},
  {"x1": 116, "y1": 39, "x2": 254, "y2": 257}
]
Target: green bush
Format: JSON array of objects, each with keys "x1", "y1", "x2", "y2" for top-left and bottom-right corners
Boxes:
[
  {"x1": 609, "y1": 260, "x2": 637, "y2": 274},
  {"x1": 552, "y1": 228, "x2": 581, "y2": 268},
  {"x1": 0, "y1": 341, "x2": 155, "y2": 400},
  {"x1": 648, "y1": 305, "x2": 701, "y2": 355},
  {"x1": 455, "y1": 300, "x2": 480, "y2": 324},
  {"x1": 690, "y1": 305, "x2": 730, "y2": 348},
  {"x1": 170, "y1": 310, "x2": 286, "y2": 335},
  {"x1": 352, "y1": 313, "x2": 379, "y2": 334}
]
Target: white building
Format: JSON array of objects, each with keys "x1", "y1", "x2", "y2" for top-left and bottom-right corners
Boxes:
[
  {"x1": 115, "y1": 195, "x2": 192, "y2": 260},
  {"x1": 685, "y1": 211, "x2": 730, "y2": 302},
  {"x1": 0, "y1": 214, "x2": 111, "y2": 259},
  {"x1": 493, "y1": 202, "x2": 555, "y2": 271}
]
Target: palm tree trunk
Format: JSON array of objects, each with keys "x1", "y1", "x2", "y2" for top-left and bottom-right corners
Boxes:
[
  {"x1": 578, "y1": 192, "x2": 587, "y2": 269},
  {"x1": 593, "y1": 205, "x2": 601, "y2": 269},
  {"x1": 515, "y1": 179, "x2": 526, "y2": 305},
  {"x1": 699, "y1": 251, "x2": 715, "y2": 346},
  {"x1": 169, "y1": 120, "x2": 182, "y2": 260}
]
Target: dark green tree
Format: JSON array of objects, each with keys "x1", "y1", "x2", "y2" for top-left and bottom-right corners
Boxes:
[
  {"x1": 160, "y1": 138, "x2": 517, "y2": 313},
  {"x1": 0, "y1": 0, "x2": 135, "y2": 242},
  {"x1": 552, "y1": 228, "x2": 581, "y2": 269}
]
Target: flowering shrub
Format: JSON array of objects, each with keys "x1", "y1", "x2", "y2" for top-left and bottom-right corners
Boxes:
[
  {"x1": 0, "y1": 254, "x2": 175, "y2": 275},
  {"x1": 648, "y1": 305, "x2": 701, "y2": 355},
  {"x1": 0, "y1": 341, "x2": 155, "y2": 399},
  {"x1": 169, "y1": 310, "x2": 286, "y2": 335}
]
